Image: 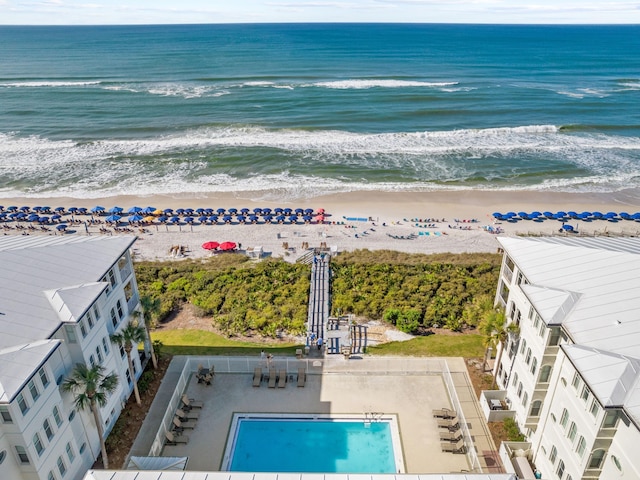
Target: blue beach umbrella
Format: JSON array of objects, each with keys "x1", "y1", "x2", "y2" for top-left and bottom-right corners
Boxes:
[
  {"x1": 15, "y1": 212, "x2": 27, "y2": 219},
  {"x1": 128, "y1": 214, "x2": 144, "y2": 222},
  {"x1": 619, "y1": 212, "x2": 631, "y2": 220},
  {"x1": 38, "y1": 216, "x2": 50, "y2": 223},
  {"x1": 304, "y1": 208, "x2": 314, "y2": 215},
  {"x1": 216, "y1": 208, "x2": 226, "y2": 215},
  {"x1": 128, "y1": 206, "x2": 143, "y2": 214},
  {"x1": 33, "y1": 206, "x2": 43, "y2": 212},
  {"x1": 169, "y1": 216, "x2": 181, "y2": 224},
  {"x1": 283, "y1": 207, "x2": 293, "y2": 215},
  {"x1": 553, "y1": 213, "x2": 565, "y2": 220},
  {"x1": 157, "y1": 216, "x2": 168, "y2": 223},
  {"x1": 303, "y1": 215, "x2": 313, "y2": 223},
  {"x1": 577, "y1": 213, "x2": 590, "y2": 220},
  {"x1": 175, "y1": 208, "x2": 185, "y2": 215},
  {"x1": 492, "y1": 212, "x2": 502, "y2": 218},
  {"x1": 263, "y1": 214, "x2": 273, "y2": 223},
  {"x1": 236, "y1": 215, "x2": 247, "y2": 223},
  {"x1": 184, "y1": 208, "x2": 194, "y2": 215},
  {"x1": 240, "y1": 208, "x2": 250, "y2": 214},
  {"x1": 19, "y1": 206, "x2": 30, "y2": 212},
  {"x1": 109, "y1": 206, "x2": 122, "y2": 214},
  {"x1": 163, "y1": 208, "x2": 174, "y2": 215},
  {"x1": 54, "y1": 207, "x2": 65, "y2": 212},
  {"x1": 567, "y1": 211, "x2": 578, "y2": 218},
  {"x1": 276, "y1": 215, "x2": 286, "y2": 223},
  {"x1": 77, "y1": 207, "x2": 87, "y2": 214},
  {"x1": 223, "y1": 215, "x2": 233, "y2": 223},
  {"x1": 253, "y1": 208, "x2": 263, "y2": 215},
  {"x1": 27, "y1": 213, "x2": 40, "y2": 221},
  {"x1": 518, "y1": 211, "x2": 528, "y2": 219},
  {"x1": 41, "y1": 206, "x2": 52, "y2": 213},
  {"x1": 295, "y1": 208, "x2": 304, "y2": 215},
  {"x1": 209, "y1": 215, "x2": 219, "y2": 223},
  {"x1": 543, "y1": 211, "x2": 553, "y2": 218},
  {"x1": 249, "y1": 215, "x2": 259, "y2": 223},
  {"x1": 264, "y1": 208, "x2": 275, "y2": 214},
  {"x1": 204, "y1": 208, "x2": 214, "y2": 215},
  {"x1": 51, "y1": 214, "x2": 61, "y2": 221},
  {"x1": 556, "y1": 211, "x2": 567, "y2": 217},
  {"x1": 228, "y1": 208, "x2": 238, "y2": 215},
  {"x1": 183, "y1": 216, "x2": 194, "y2": 223},
  {"x1": 91, "y1": 206, "x2": 105, "y2": 213},
  {"x1": 562, "y1": 224, "x2": 574, "y2": 231},
  {"x1": 198, "y1": 216, "x2": 209, "y2": 223},
  {"x1": 8, "y1": 212, "x2": 20, "y2": 219},
  {"x1": 591, "y1": 211, "x2": 603, "y2": 218},
  {"x1": 631, "y1": 213, "x2": 640, "y2": 220},
  {"x1": 105, "y1": 215, "x2": 121, "y2": 223},
  {"x1": 289, "y1": 215, "x2": 299, "y2": 223},
  {"x1": 56, "y1": 224, "x2": 68, "y2": 231},
  {"x1": 195, "y1": 208, "x2": 206, "y2": 215},
  {"x1": 7, "y1": 206, "x2": 18, "y2": 212},
  {"x1": 142, "y1": 206, "x2": 156, "y2": 214}
]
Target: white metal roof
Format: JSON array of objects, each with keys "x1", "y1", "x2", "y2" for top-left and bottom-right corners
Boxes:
[
  {"x1": 0, "y1": 339, "x2": 61, "y2": 402},
  {"x1": 127, "y1": 457, "x2": 189, "y2": 471},
  {"x1": 0, "y1": 235, "x2": 136, "y2": 350},
  {"x1": 498, "y1": 236, "x2": 640, "y2": 427},
  {"x1": 562, "y1": 344, "x2": 640, "y2": 408}
]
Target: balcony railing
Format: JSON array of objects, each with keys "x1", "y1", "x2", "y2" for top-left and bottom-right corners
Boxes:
[
  {"x1": 503, "y1": 263, "x2": 514, "y2": 284},
  {"x1": 119, "y1": 263, "x2": 133, "y2": 282},
  {"x1": 127, "y1": 292, "x2": 140, "y2": 316}
]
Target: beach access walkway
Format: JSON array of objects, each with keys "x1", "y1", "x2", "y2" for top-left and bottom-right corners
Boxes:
[{"x1": 306, "y1": 254, "x2": 330, "y2": 356}]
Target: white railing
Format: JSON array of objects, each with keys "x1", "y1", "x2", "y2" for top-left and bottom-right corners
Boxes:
[{"x1": 441, "y1": 360, "x2": 483, "y2": 473}]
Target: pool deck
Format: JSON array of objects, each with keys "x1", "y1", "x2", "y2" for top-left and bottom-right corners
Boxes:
[{"x1": 130, "y1": 355, "x2": 500, "y2": 474}]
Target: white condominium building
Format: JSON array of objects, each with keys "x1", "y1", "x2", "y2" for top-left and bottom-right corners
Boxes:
[
  {"x1": 0, "y1": 235, "x2": 147, "y2": 480},
  {"x1": 494, "y1": 236, "x2": 640, "y2": 480}
]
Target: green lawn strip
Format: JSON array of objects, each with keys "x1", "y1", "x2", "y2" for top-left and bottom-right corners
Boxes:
[
  {"x1": 153, "y1": 329, "x2": 484, "y2": 358},
  {"x1": 151, "y1": 329, "x2": 301, "y2": 356},
  {"x1": 367, "y1": 334, "x2": 484, "y2": 357}
]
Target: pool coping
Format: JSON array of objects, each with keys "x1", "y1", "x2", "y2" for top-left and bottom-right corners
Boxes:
[{"x1": 222, "y1": 412, "x2": 405, "y2": 474}]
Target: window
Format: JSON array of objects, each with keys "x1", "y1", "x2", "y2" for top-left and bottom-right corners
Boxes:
[
  {"x1": 108, "y1": 269, "x2": 117, "y2": 288},
  {"x1": 120, "y1": 344, "x2": 126, "y2": 358},
  {"x1": 39, "y1": 368, "x2": 50, "y2": 388},
  {"x1": 0, "y1": 449, "x2": 5, "y2": 464},
  {"x1": 53, "y1": 406, "x2": 62, "y2": 427},
  {"x1": 560, "y1": 408, "x2": 569, "y2": 428},
  {"x1": 572, "y1": 372, "x2": 581, "y2": 390},
  {"x1": 549, "y1": 445, "x2": 557, "y2": 464},
  {"x1": 525, "y1": 348, "x2": 532, "y2": 365},
  {"x1": 87, "y1": 312, "x2": 94, "y2": 329},
  {"x1": 0, "y1": 406, "x2": 12, "y2": 423},
  {"x1": 581, "y1": 385, "x2": 591, "y2": 403},
  {"x1": 126, "y1": 369, "x2": 132, "y2": 385},
  {"x1": 65, "y1": 443, "x2": 75, "y2": 463},
  {"x1": 96, "y1": 346, "x2": 103, "y2": 364},
  {"x1": 64, "y1": 325, "x2": 77, "y2": 344},
  {"x1": 556, "y1": 460, "x2": 565, "y2": 478},
  {"x1": 588, "y1": 449, "x2": 606, "y2": 469},
  {"x1": 590, "y1": 399, "x2": 600, "y2": 418},
  {"x1": 530, "y1": 400, "x2": 543, "y2": 417},
  {"x1": 533, "y1": 312, "x2": 540, "y2": 329},
  {"x1": 33, "y1": 433, "x2": 44, "y2": 456},
  {"x1": 512, "y1": 372, "x2": 519, "y2": 387},
  {"x1": 520, "y1": 338, "x2": 527, "y2": 354},
  {"x1": 102, "y1": 337, "x2": 110, "y2": 355},
  {"x1": 57, "y1": 456, "x2": 66, "y2": 477},
  {"x1": 576, "y1": 436, "x2": 586, "y2": 457},
  {"x1": 89, "y1": 355, "x2": 96, "y2": 368},
  {"x1": 79, "y1": 319, "x2": 87, "y2": 338},
  {"x1": 111, "y1": 308, "x2": 118, "y2": 328},
  {"x1": 522, "y1": 392, "x2": 528, "y2": 408},
  {"x1": 538, "y1": 321, "x2": 546, "y2": 338},
  {"x1": 116, "y1": 300, "x2": 124, "y2": 320},
  {"x1": 611, "y1": 455, "x2": 622, "y2": 472},
  {"x1": 567, "y1": 421, "x2": 577, "y2": 442},
  {"x1": 48, "y1": 472, "x2": 55, "y2": 480},
  {"x1": 43, "y1": 419, "x2": 54, "y2": 441},
  {"x1": 79, "y1": 443, "x2": 86, "y2": 454},
  {"x1": 530, "y1": 357, "x2": 538, "y2": 376},
  {"x1": 17, "y1": 392, "x2": 29, "y2": 415},
  {"x1": 68, "y1": 410, "x2": 75, "y2": 421},
  {"x1": 15, "y1": 445, "x2": 29, "y2": 464},
  {"x1": 603, "y1": 410, "x2": 618, "y2": 428},
  {"x1": 28, "y1": 380, "x2": 40, "y2": 402},
  {"x1": 93, "y1": 304, "x2": 101, "y2": 320},
  {"x1": 517, "y1": 382, "x2": 523, "y2": 398}
]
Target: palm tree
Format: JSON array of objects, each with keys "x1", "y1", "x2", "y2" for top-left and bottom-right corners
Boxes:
[
  {"x1": 62, "y1": 363, "x2": 118, "y2": 469},
  {"x1": 479, "y1": 308, "x2": 519, "y2": 388},
  {"x1": 110, "y1": 320, "x2": 146, "y2": 405},
  {"x1": 138, "y1": 295, "x2": 160, "y2": 369}
]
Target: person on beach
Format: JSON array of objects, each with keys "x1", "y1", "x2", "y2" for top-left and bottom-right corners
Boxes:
[{"x1": 317, "y1": 337, "x2": 323, "y2": 350}]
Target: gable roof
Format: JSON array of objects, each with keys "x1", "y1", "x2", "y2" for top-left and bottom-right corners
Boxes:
[{"x1": 0, "y1": 235, "x2": 136, "y2": 349}]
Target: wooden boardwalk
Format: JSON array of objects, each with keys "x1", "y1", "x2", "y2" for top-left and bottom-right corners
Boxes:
[{"x1": 307, "y1": 255, "x2": 330, "y2": 353}]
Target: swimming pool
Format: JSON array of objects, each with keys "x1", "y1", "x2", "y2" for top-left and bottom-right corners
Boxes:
[{"x1": 223, "y1": 414, "x2": 404, "y2": 473}]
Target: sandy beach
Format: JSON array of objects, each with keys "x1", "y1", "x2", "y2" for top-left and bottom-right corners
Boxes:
[{"x1": 2, "y1": 190, "x2": 640, "y2": 261}]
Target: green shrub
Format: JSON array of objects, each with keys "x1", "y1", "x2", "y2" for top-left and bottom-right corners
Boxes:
[{"x1": 504, "y1": 418, "x2": 526, "y2": 441}]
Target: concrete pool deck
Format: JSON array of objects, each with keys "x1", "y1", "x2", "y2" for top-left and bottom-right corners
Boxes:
[{"x1": 128, "y1": 355, "x2": 501, "y2": 474}]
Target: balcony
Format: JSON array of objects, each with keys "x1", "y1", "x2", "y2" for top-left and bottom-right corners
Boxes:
[
  {"x1": 127, "y1": 291, "x2": 140, "y2": 315},
  {"x1": 480, "y1": 390, "x2": 516, "y2": 422},
  {"x1": 503, "y1": 263, "x2": 514, "y2": 284},
  {"x1": 119, "y1": 263, "x2": 133, "y2": 282}
]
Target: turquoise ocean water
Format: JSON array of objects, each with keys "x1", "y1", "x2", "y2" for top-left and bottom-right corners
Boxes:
[{"x1": 0, "y1": 24, "x2": 639, "y2": 200}]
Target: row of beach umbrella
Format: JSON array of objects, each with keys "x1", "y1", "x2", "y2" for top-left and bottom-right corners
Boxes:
[
  {"x1": 492, "y1": 211, "x2": 640, "y2": 222},
  {"x1": 0, "y1": 205, "x2": 325, "y2": 216},
  {"x1": 202, "y1": 241, "x2": 237, "y2": 251}
]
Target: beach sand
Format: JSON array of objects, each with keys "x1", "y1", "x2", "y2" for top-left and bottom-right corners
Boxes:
[{"x1": 2, "y1": 190, "x2": 640, "y2": 261}]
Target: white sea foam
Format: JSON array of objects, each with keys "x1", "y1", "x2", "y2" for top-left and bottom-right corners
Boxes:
[
  {"x1": 243, "y1": 81, "x2": 275, "y2": 87},
  {"x1": 309, "y1": 80, "x2": 458, "y2": 89},
  {"x1": 101, "y1": 83, "x2": 230, "y2": 99},
  {"x1": 1, "y1": 126, "x2": 639, "y2": 199},
  {"x1": 0, "y1": 81, "x2": 101, "y2": 87}
]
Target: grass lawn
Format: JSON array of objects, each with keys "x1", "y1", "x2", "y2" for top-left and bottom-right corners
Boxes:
[
  {"x1": 152, "y1": 329, "x2": 484, "y2": 358},
  {"x1": 368, "y1": 333, "x2": 485, "y2": 357},
  {"x1": 151, "y1": 329, "x2": 301, "y2": 356}
]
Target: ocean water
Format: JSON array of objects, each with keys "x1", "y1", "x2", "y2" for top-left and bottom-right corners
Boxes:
[{"x1": 0, "y1": 24, "x2": 639, "y2": 200}]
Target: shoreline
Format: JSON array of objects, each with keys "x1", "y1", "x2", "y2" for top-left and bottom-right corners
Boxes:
[{"x1": 3, "y1": 190, "x2": 640, "y2": 262}]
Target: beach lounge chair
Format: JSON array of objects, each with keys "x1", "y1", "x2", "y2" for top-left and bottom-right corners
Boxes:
[
  {"x1": 268, "y1": 368, "x2": 277, "y2": 388},
  {"x1": 175, "y1": 408, "x2": 199, "y2": 421},
  {"x1": 165, "y1": 431, "x2": 189, "y2": 445},
  {"x1": 297, "y1": 367, "x2": 306, "y2": 387},
  {"x1": 441, "y1": 439, "x2": 466, "y2": 454},
  {"x1": 437, "y1": 416, "x2": 460, "y2": 430},
  {"x1": 432, "y1": 408, "x2": 455, "y2": 418},
  {"x1": 439, "y1": 429, "x2": 463, "y2": 442},
  {"x1": 181, "y1": 394, "x2": 203, "y2": 410},
  {"x1": 173, "y1": 417, "x2": 197, "y2": 431},
  {"x1": 278, "y1": 369, "x2": 287, "y2": 388},
  {"x1": 253, "y1": 367, "x2": 262, "y2": 387}
]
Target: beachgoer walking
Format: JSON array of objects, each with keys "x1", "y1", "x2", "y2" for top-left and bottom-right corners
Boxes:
[{"x1": 317, "y1": 337, "x2": 323, "y2": 350}]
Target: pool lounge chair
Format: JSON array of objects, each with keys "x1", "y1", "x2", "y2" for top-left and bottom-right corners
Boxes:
[
  {"x1": 268, "y1": 368, "x2": 277, "y2": 388},
  {"x1": 173, "y1": 417, "x2": 197, "y2": 431},
  {"x1": 432, "y1": 408, "x2": 455, "y2": 418},
  {"x1": 181, "y1": 394, "x2": 203, "y2": 410},
  {"x1": 439, "y1": 429, "x2": 463, "y2": 442},
  {"x1": 297, "y1": 367, "x2": 306, "y2": 387},
  {"x1": 278, "y1": 369, "x2": 287, "y2": 388},
  {"x1": 175, "y1": 408, "x2": 199, "y2": 421},
  {"x1": 437, "y1": 416, "x2": 460, "y2": 430},
  {"x1": 253, "y1": 367, "x2": 262, "y2": 387},
  {"x1": 441, "y1": 438, "x2": 466, "y2": 454},
  {"x1": 165, "y1": 431, "x2": 189, "y2": 445}
]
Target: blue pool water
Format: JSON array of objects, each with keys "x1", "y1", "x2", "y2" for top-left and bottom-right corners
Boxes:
[{"x1": 228, "y1": 419, "x2": 397, "y2": 473}]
